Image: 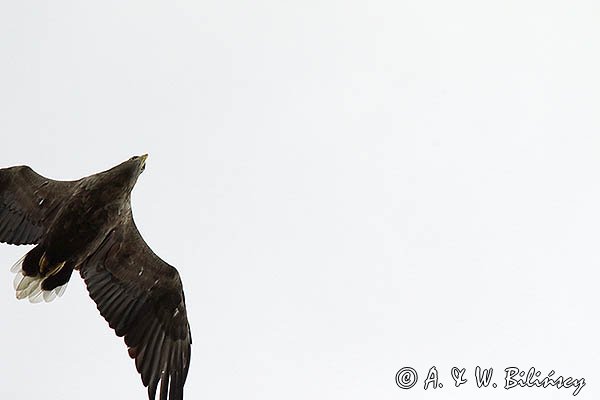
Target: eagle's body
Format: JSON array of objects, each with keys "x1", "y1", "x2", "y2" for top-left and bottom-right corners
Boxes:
[{"x1": 0, "y1": 156, "x2": 191, "y2": 400}]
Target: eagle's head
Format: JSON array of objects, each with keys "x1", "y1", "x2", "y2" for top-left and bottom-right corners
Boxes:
[
  {"x1": 103, "y1": 154, "x2": 149, "y2": 196},
  {"x1": 128, "y1": 154, "x2": 148, "y2": 175}
]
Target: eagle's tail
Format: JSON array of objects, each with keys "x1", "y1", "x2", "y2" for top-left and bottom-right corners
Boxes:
[{"x1": 10, "y1": 245, "x2": 73, "y2": 303}]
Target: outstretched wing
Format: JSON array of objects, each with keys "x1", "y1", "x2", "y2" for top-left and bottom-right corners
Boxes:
[
  {"x1": 0, "y1": 165, "x2": 77, "y2": 245},
  {"x1": 80, "y1": 212, "x2": 191, "y2": 400}
]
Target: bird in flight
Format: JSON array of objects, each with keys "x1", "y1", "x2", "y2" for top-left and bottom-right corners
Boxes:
[{"x1": 0, "y1": 155, "x2": 191, "y2": 400}]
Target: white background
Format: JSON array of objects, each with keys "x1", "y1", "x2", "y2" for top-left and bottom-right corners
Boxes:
[{"x1": 0, "y1": 1, "x2": 599, "y2": 399}]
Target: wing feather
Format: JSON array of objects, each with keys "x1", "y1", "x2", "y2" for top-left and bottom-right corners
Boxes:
[
  {"x1": 80, "y1": 216, "x2": 191, "y2": 400},
  {"x1": 0, "y1": 166, "x2": 76, "y2": 245}
]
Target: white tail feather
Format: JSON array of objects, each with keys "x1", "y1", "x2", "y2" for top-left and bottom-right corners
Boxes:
[
  {"x1": 10, "y1": 255, "x2": 67, "y2": 303},
  {"x1": 30, "y1": 289, "x2": 44, "y2": 303},
  {"x1": 10, "y1": 254, "x2": 26, "y2": 273},
  {"x1": 56, "y1": 283, "x2": 68, "y2": 298},
  {"x1": 43, "y1": 290, "x2": 56, "y2": 302}
]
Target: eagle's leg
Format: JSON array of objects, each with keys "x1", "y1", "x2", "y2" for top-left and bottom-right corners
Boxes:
[{"x1": 11, "y1": 245, "x2": 73, "y2": 303}]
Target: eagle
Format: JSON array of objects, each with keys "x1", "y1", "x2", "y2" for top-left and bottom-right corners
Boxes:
[{"x1": 0, "y1": 155, "x2": 191, "y2": 400}]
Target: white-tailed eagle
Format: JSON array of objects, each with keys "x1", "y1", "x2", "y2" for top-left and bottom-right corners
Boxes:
[{"x1": 0, "y1": 155, "x2": 191, "y2": 400}]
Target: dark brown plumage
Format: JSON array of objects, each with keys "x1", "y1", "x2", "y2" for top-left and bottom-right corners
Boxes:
[{"x1": 0, "y1": 155, "x2": 191, "y2": 400}]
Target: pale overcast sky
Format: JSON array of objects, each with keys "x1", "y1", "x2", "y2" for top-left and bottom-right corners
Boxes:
[{"x1": 1, "y1": 1, "x2": 599, "y2": 399}]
